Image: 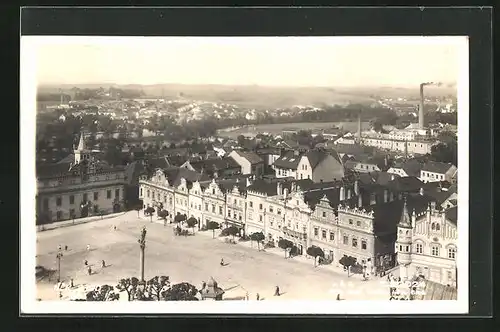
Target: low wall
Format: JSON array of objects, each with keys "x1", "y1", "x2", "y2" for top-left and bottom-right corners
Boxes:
[{"x1": 36, "y1": 212, "x2": 127, "y2": 232}]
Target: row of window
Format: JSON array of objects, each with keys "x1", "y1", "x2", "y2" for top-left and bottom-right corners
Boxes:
[
  {"x1": 46, "y1": 189, "x2": 120, "y2": 209},
  {"x1": 422, "y1": 172, "x2": 445, "y2": 180},
  {"x1": 412, "y1": 243, "x2": 456, "y2": 258}
]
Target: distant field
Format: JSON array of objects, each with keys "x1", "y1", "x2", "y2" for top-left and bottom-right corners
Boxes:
[
  {"x1": 38, "y1": 83, "x2": 456, "y2": 110},
  {"x1": 38, "y1": 84, "x2": 376, "y2": 109},
  {"x1": 218, "y1": 121, "x2": 372, "y2": 138}
]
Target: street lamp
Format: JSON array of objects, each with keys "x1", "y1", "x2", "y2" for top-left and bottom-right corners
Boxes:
[
  {"x1": 56, "y1": 252, "x2": 63, "y2": 283},
  {"x1": 138, "y1": 227, "x2": 147, "y2": 282}
]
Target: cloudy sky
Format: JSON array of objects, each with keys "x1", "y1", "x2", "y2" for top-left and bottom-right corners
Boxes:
[{"x1": 29, "y1": 36, "x2": 466, "y2": 87}]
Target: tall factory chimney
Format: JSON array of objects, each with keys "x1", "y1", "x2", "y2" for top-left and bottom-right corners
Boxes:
[{"x1": 419, "y1": 83, "x2": 425, "y2": 129}]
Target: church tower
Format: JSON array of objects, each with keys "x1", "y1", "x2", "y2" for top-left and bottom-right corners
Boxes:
[
  {"x1": 396, "y1": 197, "x2": 414, "y2": 280},
  {"x1": 74, "y1": 131, "x2": 91, "y2": 164}
]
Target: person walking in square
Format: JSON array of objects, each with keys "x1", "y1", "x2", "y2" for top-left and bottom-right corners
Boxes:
[
  {"x1": 256, "y1": 293, "x2": 260, "y2": 301},
  {"x1": 87, "y1": 244, "x2": 90, "y2": 251},
  {"x1": 274, "y1": 285, "x2": 280, "y2": 296}
]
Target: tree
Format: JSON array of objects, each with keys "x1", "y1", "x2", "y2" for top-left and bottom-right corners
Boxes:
[
  {"x1": 278, "y1": 239, "x2": 294, "y2": 258},
  {"x1": 146, "y1": 276, "x2": 171, "y2": 301},
  {"x1": 250, "y1": 232, "x2": 265, "y2": 250},
  {"x1": 207, "y1": 221, "x2": 220, "y2": 239},
  {"x1": 221, "y1": 225, "x2": 239, "y2": 240},
  {"x1": 237, "y1": 135, "x2": 246, "y2": 147},
  {"x1": 174, "y1": 213, "x2": 187, "y2": 224},
  {"x1": 85, "y1": 284, "x2": 119, "y2": 301},
  {"x1": 116, "y1": 277, "x2": 141, "y2": 301},
  {"x1": 144, "y1": 206, "x2": 155, "y2": 222},
  {"x1": 306, "y1": 246, "x2": 325, "y2": 267},
  {"x1": 339, "y1": 255, "x2": 357, "y2": 277},
  {"x1": 158, "y1": 210, "x2": 169, "y2": 223},
  {"x1": 161, "y1": 282, "x2": 199, "y2": 301},
  {"x1": 186, "y1": 217, "x2": 198, "y2": 234}
]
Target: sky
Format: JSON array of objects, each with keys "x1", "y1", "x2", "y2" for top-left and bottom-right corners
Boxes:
[{"x1": 29, "y1": 36, "x2": 466, "y2": 88}]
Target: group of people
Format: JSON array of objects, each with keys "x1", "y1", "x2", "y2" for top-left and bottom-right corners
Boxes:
[
  {"x1": 57, "y1": 244, "x2": 68, "y2": 251},
  {"x1": 83, "y1": 259, "x2": 107, "y2": 275}
]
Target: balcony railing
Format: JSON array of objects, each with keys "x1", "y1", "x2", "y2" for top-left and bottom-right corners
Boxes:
[{"x1": 283, "y1": 227, "x2": 307, "y2": 240}]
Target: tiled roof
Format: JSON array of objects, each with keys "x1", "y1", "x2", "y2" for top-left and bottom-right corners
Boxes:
[
  {"x1": 233, "y1": 150, "x2": 264, "y2": 165},
  {"x1": 166, "y1": 155, "x2": 190, "y2": 167},
  {"x1": 164, "y1": 167, "x2": 210, "y2": 188},
  {"x1": 305, "y1": 150, "x2": 329, "y2": 169},
  {"x1": 445, "y1": 206, "x2": 458, "y2": 225},
  {"x1": 422, "y1": 161, "x2": 455, "y2": 174},
  {"x1": 371, "y1": 194, "x2": 431, "y2": 234},
  {"x1": 273, "y1": 151, "x2": 303, "y2": 170},
  {"x1": 387, "y1": 176, "x2": 423, "y2": 193},
  {"x1": 37, "y1": 162, "x2": 73, "y2": 179},
  {"x1": 189, "y1": 157, "x2": 241, "y2": 172},
  {"x1": 401, "y1": 159, "x2": 424, "y2": 177},
  {"x1": 124, "y1": 161, "x2": 144, "y2": 186}
]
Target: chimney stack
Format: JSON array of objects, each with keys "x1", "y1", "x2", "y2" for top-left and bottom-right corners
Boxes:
[
  {"x1": 419, "y1": 83, "x2": 425, "y2": 129},
  {"x1": 358, "y1": 193, "x2": 363, "y2": 208},
  {"x1": 354, "y1": 180, "x2": 359, "y2": 196},
  {"x1": 419, "y1": 187, "x2": 425, "y2": 196},
  {"x1": 277, "y1": 182, "x2": 282, "y2": 196},
  {"x1": 339, "y1": 186, "x2": 345, "y2": 201},
  {"x1": 283, "y1": 188, "x2": 289, "y2": 200},
  {"x1": 384, "y1": 189, "x2": 388, "y2": 203},
  {"x1": 347, "y1": 188, "x2": 352, "y2": 199}
]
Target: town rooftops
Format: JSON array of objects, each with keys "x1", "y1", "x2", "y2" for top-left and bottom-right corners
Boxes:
[
  {"x1": 37, "y1": 162, "x2": 73, "y2": 179},
  {"x1": 273, "y1": 151, "x2": 303, "y2": 170},
  {"x1": 445, "y1": 206, "x2": 458, "y2": 225},
  {"x1": 396, "y1": 158, "x2": 424, "y2": 177},
  {"x1": 232, "y1": 150, "x2": 264, "y2": 165},
  {"x1": 422, "y1": 161, "x2": 456, "y2": 174},
  {"x1": 163, "y1": 167, "x2": 210, "y2": 188},
  {"x1": 189, "y1": 157, "x2": 241, "y2": 173},
  {"x1": 387, "y1": 176, "x2": 424, "y2": 193}
]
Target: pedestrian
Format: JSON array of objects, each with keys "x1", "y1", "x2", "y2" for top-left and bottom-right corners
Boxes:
[
  {"x1": 256, "y1": 293, "x2": 260, "y2": 301},
  {"x1": 87, "y1": 266, "x2": 92, "y2": 275},
  {"x1": 84, "y1": 260, "x2": 88, "y2": 266},
  {"x1": 65, "y1": 245, "x2": 68, "y2": 251},
  {"x1": 114, "y1": 225, "x2": 117, "y2": 231},
  {"x1": 58, "y1": 245, "x2": 62, "y2": 251},
  {"x1": 87, "y1": 244, "x2": 90, "y2": 251},
  {"x1": 70, "y1": 278, "x2": 74, "y2": 288},
  {"x1": 220, "y1": 258, "x2": 224, "y2": 266},
  {"x1": 202, "y1": 281, "x2": 206, "y2": 290},
  {"x1": 245, "y1": 292, "x2": 249, "y2": 301},
  {"x1": 101, "y1": 260, "x2": 106, "y2": 268},
  {"x1": 274, "y1": 285, "x2": 280, "y2": 296},
  {"x1": 336, "y1": 294, "x2": 341, "y2": 301}
]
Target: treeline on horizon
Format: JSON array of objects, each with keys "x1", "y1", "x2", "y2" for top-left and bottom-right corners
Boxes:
[{"x1": 37, "y1": 87, "x2": 145, "y2": 102}]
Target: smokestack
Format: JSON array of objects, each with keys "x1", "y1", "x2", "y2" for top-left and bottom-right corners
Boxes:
[
  {"x1": 419, "y1": 83, "x2": 425, "y2": 129},
  {"x1": 384, "y1": 189, "x2": 388, "y2": 203},
  {"x1": 277, "y1": 182, "x2": 282, "y2": 196},
  {"x1": 358, "y1": 193, "x2": 363, "y2": 208}
]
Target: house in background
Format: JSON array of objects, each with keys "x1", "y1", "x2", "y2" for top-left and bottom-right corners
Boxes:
[
  {"x1": 296, "y1": 150, "x2": 344, "y2": 183},
  {"x1": 228, "y1": 150, "x2": 264, "y2": 177},
  {"x1": 387, "y1": 158, "x2": 423, "y2": 178},
  {"x1": 420, "y1": 161, "x2": 457, "y2": 183}
]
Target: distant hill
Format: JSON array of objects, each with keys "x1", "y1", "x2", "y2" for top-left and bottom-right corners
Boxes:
[{"x1": 37, "y1": 83, "x2": 456, "y2": 109}]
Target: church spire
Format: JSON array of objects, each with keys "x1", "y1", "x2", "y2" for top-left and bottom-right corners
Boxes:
[
  {"x1": 398, "y1": 196, "x2": 411, "y2": 227},
  {"x1": 77, "y1": 131, "x2": 86, "y2": 151}
]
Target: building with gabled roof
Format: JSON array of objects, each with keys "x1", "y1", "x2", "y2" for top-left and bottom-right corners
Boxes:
[
  {"x1": 420, "y1": 161, "x2": 457, "y2": 184},
  {"x1": 396, "y1": 197, "x2": 458, "y2": 288},
  {"x1": 36, "y1": 131, "x2": 127, "y2": 224},
  {"x1": 228, "y1": 150, "x2": 264, "y2": 176}
]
